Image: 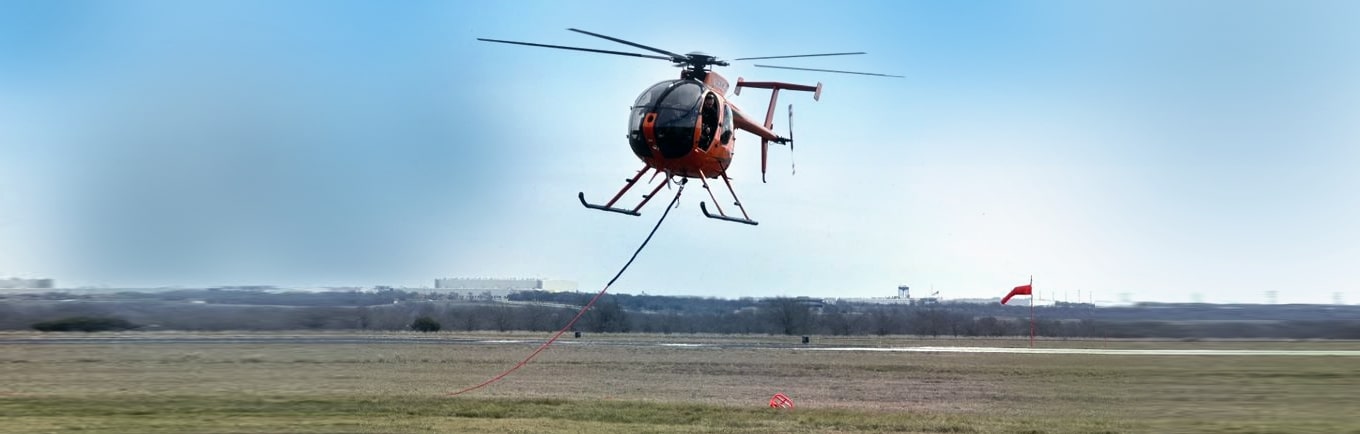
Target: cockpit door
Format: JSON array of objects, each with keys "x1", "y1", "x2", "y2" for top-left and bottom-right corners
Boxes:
[{"x1": 698, "y1": 92, "x2": 720, "y2": 151}]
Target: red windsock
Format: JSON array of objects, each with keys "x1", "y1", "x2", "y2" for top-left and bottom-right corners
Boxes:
[
  {"x1": 769, "y1": 392, "x2": 794, "y2": 409},
  {"x1": 1001, "y1": 284, "x2": 1033, "y2": 305}
]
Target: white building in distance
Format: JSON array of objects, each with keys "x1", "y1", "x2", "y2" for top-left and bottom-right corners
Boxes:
[{"x1": 432, "y1": 277, "x2": 578, "y2": 301}]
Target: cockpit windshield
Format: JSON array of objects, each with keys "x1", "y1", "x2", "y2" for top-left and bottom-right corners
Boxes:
[
  {"x1": 653, "y1": 81, "x2": 701, "y2": 130},
  {"x1": 627, "y1": 79, "x2": 706, "y2": 159},
  {"x1": 633, "y1": 81, "x2": 671, "y2": 108},
  {"x1": 656, "y1": 81, "x2": 702, "y2": 113},
  {"x1": 653, "y1": 81, "x2": 702, "y2": 158}
]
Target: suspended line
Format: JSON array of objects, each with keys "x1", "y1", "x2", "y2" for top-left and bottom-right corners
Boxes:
[{"x1": 448, "y1": 181, "x2": 687, "y2": 396}]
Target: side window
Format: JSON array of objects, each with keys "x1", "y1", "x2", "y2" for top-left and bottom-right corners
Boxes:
[{"x1": 723, "y1": 104, "x2": 733, "y2": 133}]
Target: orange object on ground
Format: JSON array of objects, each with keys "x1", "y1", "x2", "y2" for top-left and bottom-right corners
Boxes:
[{"x1": 769, "y1": 392, "x2": 794, "y2": 409}]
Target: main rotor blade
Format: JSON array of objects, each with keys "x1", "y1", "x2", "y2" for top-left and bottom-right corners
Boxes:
[
  {"x1": 567, "y1": 28, "x2": 687, "y2": 61},
  {"x1": 753, "y1": 64, "x2": 904, "y2": 78},
  {"x1": 477, "y1": 38, "x2": 673, "y2": 61},
  {"x1": 733, "y1": 52, "x2": 866, "y2": 61}
]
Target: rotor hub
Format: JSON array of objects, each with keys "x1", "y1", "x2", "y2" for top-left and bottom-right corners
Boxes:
[{"x1": 676, "y1": 52, "x2": 729, "y2": 70}]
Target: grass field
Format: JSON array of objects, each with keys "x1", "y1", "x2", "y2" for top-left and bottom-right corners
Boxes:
[{"x1": 2, "y1": 332, "x2": 1358, "y2": 433}]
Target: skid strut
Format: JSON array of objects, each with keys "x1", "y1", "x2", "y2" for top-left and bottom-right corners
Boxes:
[
  {"x1": 697, "y1": 169, "x2": 758, "y2": 225},
  {"x1": 579, "y1": 165, "x2": 669, "y2": 217}
]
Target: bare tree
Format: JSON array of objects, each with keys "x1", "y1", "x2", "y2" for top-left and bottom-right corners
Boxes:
[
  {"x1": 584, "y1": 298, "x2": 629, "y2": 333},
  {"x1": 763, "y1": 298, "x2": 812, "y2": 335}
]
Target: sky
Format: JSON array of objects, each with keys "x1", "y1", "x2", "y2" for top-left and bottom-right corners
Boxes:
[{"x1": 1, "y1": 0, "x2": 1357, "y2": 304}]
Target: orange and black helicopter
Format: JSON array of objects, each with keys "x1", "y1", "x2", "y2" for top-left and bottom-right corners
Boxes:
[{"x1": 478, "y1": 29, "x2": 899, "y2": 225}]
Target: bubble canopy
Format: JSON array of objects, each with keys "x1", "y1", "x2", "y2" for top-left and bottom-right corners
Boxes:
[{"x1": 628, "y1": 79, "x2": 705, "y2": 159}]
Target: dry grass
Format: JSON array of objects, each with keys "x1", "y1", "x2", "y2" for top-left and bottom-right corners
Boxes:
[
  {"x1": 6, "y1": 329, "x2": 1358, "y2": 349},
  {"x1": 2, "y1": 332, "x2": 1359, "y2": 433}
]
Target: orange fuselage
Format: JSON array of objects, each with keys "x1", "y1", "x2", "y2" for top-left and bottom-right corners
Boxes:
[{"x1": 626, "y1": 71, "x2": 780, "y2": 179}]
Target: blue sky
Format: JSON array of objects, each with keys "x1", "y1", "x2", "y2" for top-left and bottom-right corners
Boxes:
[{"x1": 1, "y1": 0, "x2": 1356, "y2": 304}]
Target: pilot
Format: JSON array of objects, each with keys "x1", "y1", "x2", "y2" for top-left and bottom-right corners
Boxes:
[{"x1": 700, "y1": 94, "x2": 719, "y2": 149}]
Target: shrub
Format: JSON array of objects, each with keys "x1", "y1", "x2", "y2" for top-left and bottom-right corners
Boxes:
[
  {"x1": 411, "y1": 316, "x2": 441, "y2": 332},
  {"x1": 32, "y1": 316, "x2": 138, "y2": 332}
]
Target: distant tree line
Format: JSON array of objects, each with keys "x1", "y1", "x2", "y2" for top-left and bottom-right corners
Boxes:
[
  {"x1": 31, "y1": 316, "x2": 139, "y2": 332},
  {"x1": 5, "y1": 290, "x2": 1360, "y2": 339},
  {"x1": 508, "y1": 291, "x2": 760, "y2": 315}
]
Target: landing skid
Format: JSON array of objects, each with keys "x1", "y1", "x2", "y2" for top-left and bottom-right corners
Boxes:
[
  {"x1": 580, "y1": 165, "x2": 759, "y2": 225},
  {"x1": 578, "y1": 164, "x2": 668, "y2": 217},
  {"x1": 578, "y1": 192, "x2": 641, "y2": 216},
  {"x1": 696, "y1": 169, "x2": 759, "y2": 226},
  {"x1": 700, "y1": 202, "x2": 758, "y2": 225}
]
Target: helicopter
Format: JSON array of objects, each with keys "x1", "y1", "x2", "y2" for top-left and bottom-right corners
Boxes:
[{"x1": 478, "y1": 29, "x2": 900, "y2": 225}]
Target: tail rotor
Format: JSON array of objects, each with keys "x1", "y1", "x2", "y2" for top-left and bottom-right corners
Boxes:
[{"x1": 787, "y1": 104, "x2": 795, "y2": 176}]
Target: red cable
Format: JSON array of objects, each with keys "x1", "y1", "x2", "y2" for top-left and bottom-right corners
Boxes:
[{"x1": 448, "y1": 182, "x2": 686, "y2": 396}]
